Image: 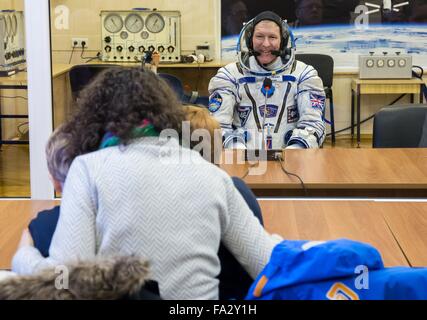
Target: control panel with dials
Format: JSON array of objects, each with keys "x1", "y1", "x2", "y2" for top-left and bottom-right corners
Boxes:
[
  {"x1": 101, "y1": 10, "x2": 181, "y2": 63},
  {"x1": 0, "y1": 10, "x2": 26, "y2": 74},
  {"x1": 359, "y1": 52, "x2": 412, "y2": 79}
]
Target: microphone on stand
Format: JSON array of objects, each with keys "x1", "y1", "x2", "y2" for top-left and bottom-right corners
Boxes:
[
  {"x1": 261, "y1": 77, "x2": 273, "y2": 150},
  {"x1": 245, "y1": 77, "x2": 280, "y2": 161}
]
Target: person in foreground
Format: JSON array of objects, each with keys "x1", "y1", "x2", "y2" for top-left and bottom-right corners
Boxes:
[
  {"x1": 182, "y1": 104, "x2": 266, "y2": 299},
  {"x1": 12, "y1": 67, "x2": 280, "y2": 300}
]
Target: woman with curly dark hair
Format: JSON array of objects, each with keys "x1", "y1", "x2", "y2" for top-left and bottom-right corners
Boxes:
[
  {"x1": 62, "y1": 66, "x2": 185, "y2": 157},
  {"x1": 12, "y1": 67, "x2": 280, "y2": 300}
]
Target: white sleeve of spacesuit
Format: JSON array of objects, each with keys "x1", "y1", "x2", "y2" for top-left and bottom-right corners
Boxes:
[
  {"x1": 287, "y1": 65, "x2": 326, "y2": 149},
  {"x1": 208, "y1": 65, "x2": 246, "y2": 149}
]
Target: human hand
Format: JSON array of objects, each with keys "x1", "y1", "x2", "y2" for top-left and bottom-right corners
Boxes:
[
  {"x1": 152, "y1": 51, "x2": 160, "y2": 67},
  {"x1": 18, "y1": 228, "x2": 34, "y2": 249}
]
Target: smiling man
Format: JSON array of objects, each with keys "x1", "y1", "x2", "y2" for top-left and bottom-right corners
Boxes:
[
  {"x1": 251, "y1": 19, "x2": 281, "y2": 65},
  {"x1": 209, "y1": 11, "x2": 325, "y2": 150}
]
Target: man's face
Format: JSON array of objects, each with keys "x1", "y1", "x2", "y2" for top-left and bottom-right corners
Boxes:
[
  {"x1": 252, "y1": 21, "x2": 281, "y2": 65},
  {"x1": 296, "y1": 0, "x2": 323, "y2": 25}
]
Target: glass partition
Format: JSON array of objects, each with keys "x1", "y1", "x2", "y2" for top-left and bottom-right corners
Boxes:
[
  {"x1": 50, "y1": 0, "x2": 218, "y2": 129},
  {"x1": 49, "y1": 0, "x2": 218, "y2": 197},
  {"x1": 0, "y1": 0, "x2": 29, "y2": 197}
]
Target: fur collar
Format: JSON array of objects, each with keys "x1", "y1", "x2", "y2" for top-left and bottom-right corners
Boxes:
[{"x1": 0, "y1": 256, "x2": 151, "y2": 300}]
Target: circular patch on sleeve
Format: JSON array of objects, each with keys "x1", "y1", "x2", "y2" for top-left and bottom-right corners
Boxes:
[{"x1": 208, "y1": 92, "x2": 223, "y2": 113}]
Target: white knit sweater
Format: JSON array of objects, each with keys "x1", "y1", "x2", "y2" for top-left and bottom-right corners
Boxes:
[{"x1": 12, "y1": 137, "x2": 279, "y2": 299}]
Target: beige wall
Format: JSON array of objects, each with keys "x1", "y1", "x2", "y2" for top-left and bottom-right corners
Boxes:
[
  {"x1": 50, "y1": 0, "x2": 219, "y2": 64},
  {"x1": 12, "y1": 0, "x2": 23, "y2": 10},
  {"x1": 0, "y1": 0, "x2": 13, "y2": 8},
  {"x1": 0, "y1": 0, "x2": 22, "y2": 9}
]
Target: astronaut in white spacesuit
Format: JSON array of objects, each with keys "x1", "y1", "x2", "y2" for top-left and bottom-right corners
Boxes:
[{"x1": 208, "y1": 11, "x2": 326, "y2": 150}]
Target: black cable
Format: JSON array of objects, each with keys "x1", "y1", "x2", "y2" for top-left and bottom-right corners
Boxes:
[
  {"x1": 241, "y1": 163, "x2": 258, "y2": 180},
  {"x1": 331, "y1": 113, "x2": 375, "y2": 136},
  {"x1": 80, "y1": 45, "x2": 101, "y2": 61},
  {"x1": 84, "y1": 54, "x2": 102, "y2": 63},
  {"x1": 412, "y1": 65, "x2": 426, "y2": 102},
  {"x1": 80, "y1": 45, "x2": 88, "y2": 59},
  {"x1": 326, "y1": 93, "x2": 407, "y2": 136},
  {"x1": 241, "y1": 168, "x2": 250, "y2": 180},
  {"x1": 412, "y1": 65, "x2": 424, "y2": 79},
  {"x1": 69, "y1": 44, "x2": 76, "y2": 64},
  {"x1": 0, "y1": 95, "x2": 27, "y2": 100},
  {"x1": 196, "y1": 62, "x2": 201, "y2": 93},
  {"x1": 276, "y1": 153, "x2": 308, "y2": 197}
]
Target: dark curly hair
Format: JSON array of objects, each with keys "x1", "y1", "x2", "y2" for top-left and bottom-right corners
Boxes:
[{"x1": 62, "y1": 67, "x2": 185, "y2": 157}]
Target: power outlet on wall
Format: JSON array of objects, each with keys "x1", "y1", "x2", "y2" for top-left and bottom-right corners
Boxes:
[{"x1": 71, "y1": 38, "x2": 89, "y2": 48}]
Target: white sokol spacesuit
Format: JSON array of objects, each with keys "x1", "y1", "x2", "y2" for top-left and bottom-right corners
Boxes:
[{"x1": 208, "y1": 13, "x2": 326, "y2": 150}]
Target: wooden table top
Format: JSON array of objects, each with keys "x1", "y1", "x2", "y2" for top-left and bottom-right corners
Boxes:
[
  {"x1": 260, "y1": 200, "x2": 427, "y2": 267},
  {"x1": 87, "y1": 60, "x2": 225, "y2": 68},
  {"x1": 352, "y1": 78, "x2": 425, "y2": 85},
  {"x1": 0, "y1": 69, "x2": 27, "y2": 85},
  {"x1": 0, "y1": 200, "x2": 59, "y2": 269},
  {"x1": 1, "y1": 199, "x2": 426, "y2": 269},
  {"x1": 351, "y1": 78, "x2": 427, "y2": 94},
  {"x1": 220, "y1": 148, "x2": 427, "y2": 196},
  {"x1": 0, "y1": 64, "x2": 74, "y2": 86},
  {"x1": 379, "y1": 202, "x2": 427, "y2": 267}
]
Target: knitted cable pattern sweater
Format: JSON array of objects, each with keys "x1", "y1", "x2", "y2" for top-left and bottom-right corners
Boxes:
[{"x1": 12, "y1": 137, "x2": 279, "y2": 299}]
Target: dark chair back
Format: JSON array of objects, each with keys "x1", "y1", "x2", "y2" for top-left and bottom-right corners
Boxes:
[
  {"x1": 373, "y1": 104, "x2": 427, "y2": 148},
  {"x1": 194, "y1": 96, "x2": 209, "y2": 107},
  {"x1": 69, "y1": 64, "x2": 120, "y2": 98},
  {"x1": 295, "y1": 54, "x2": 334, "y2": 88},
  {"x1": 158, "y1": 73, "x2": 184, "y2": 101},
  {"x1": 295, "y1": 53, "x2": 335, "y2": 143},
  {"x1": 69, "y1": 66, "x2": 186, "y2": 103}
]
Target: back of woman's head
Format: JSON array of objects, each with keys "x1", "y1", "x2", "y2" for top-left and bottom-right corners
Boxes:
[{"x1": 63, "y1": 67, "x2": 185, "y2": 155}]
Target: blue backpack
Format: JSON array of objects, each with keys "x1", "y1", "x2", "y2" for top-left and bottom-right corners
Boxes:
[{"x1": 246, "y1": 239, "x2": 427, "y2": 300}]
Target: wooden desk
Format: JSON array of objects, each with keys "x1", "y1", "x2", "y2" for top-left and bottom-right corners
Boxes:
[
  {"x1": 2, "y1": 61, "x2": 219, "y2": 135},
  {"x1": 52, "y1": 64, "x2": 74, "y2": 77},
  {"x1": 86, "y1": 60, "x2": 223, "y2": 96},
  {"x1": 0, "y1": 64, "x2": 75, "y2": 145},
  {"x1": 259, "y1": 200, "x2": 419, "y2": 267},
  {"x1": 88, "y1": 60, "x2": 224, "y2": 68},
  {"x1": 351, "y1": 78, "x2": 426, "y2": 147},
  {"x1": 0, "y1": 200, "x2": 59, "y2": 269},
  {"x1": 0, "y1": 69, "x2": 28, "y2": 147},
  {"x1": 158, "y1": 62, "x2": 220, "y2": 96},
  {"x1": 159, "y1": 61, "x2": 224, "y2": 69},
  {"x1": 380, "y1": 202, "x2": 427, "y2": 267},
  {"x1": 220, "y1": 148, "x2": 427, "y2": 197},
  {"x1": 3, "y1": 199, "x2": 424, "y2": 269},
  {"x1": 0, "y1": 64, "x2": 75, "y2": 86}
]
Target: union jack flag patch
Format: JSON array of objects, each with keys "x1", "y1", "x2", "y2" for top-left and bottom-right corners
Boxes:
[{"x1": 310, "y1": 93, "x2": 325, "y2": 111}]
